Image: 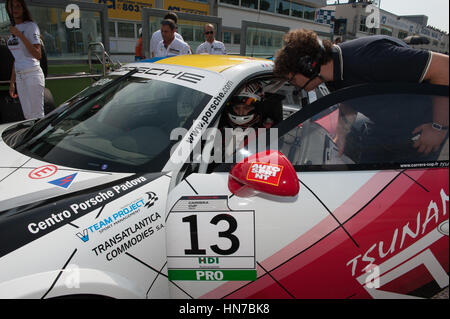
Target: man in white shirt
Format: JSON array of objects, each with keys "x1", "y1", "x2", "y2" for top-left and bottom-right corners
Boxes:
[
  {"x1": 155, "y1": 19, "x2": 191, "y2": 57},
  {"x1": 150, "y1": 12, "x2": 185, "y2": 57},
  {"x1": 196, "y1": 24, "x2": 226, "y2": 55}
]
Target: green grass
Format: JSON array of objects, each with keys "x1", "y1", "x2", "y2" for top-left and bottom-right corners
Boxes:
[
  {"x1": 0, "y1": 64, "x2": 105, "y2": 106},
  {"x1": 46, "y1": 64, "x2": 104, "y2": 106}
]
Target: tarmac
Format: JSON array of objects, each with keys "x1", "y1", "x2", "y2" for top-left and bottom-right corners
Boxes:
[{"x1": 432, "y1": 287, "x2": 449, "y2": 299}]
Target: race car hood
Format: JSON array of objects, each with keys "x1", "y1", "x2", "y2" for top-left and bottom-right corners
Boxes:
[{"x1": 0, "y1": 123, "x2": 131, "y2": 212}]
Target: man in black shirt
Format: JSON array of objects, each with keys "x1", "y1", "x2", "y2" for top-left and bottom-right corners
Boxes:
[{"x1": 274, "y1": 30, "x2": 448, "y2": 161}]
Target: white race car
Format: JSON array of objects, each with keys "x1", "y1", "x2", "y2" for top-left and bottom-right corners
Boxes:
[{"x1": 0, "y1": 55, "x2": 448, "y2": 299}]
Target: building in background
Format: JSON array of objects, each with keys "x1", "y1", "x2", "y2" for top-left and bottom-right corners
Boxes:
[
  {"x1": 215, "y1": 0, "x2": 330, "y2": 56},
  {"x1": 315, "y1": 7, "x2": 335, "y2": 34},
  {"x1": 1, "y1": 0, "x2": 447, "y2": 63},
  {"x1": 0, "y1": 0, "x2": 105, "y2": 61},
  {"x1": 326, "y1": 0, "x2": 449, "y2": 53},
  {"x1": 94, "y1": 0, "x2": 332, "y2": 57},
  {"x1": 92, "y1": 0, "x2": 450, "y2": 58}
]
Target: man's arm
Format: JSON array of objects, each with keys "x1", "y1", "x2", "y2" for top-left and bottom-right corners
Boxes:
[
  {"x1": 334, "y1": 103, "x2": 357, "y2": 156},
  {"x1": 423, "y1": 52, "x2": 449, "y2": 86},
  {"x1": 9, "y1": 64, "x2": 17, "y2": 99},
  {"x1": 413, "y1": 52, "x2": 449, "y2": 155}
]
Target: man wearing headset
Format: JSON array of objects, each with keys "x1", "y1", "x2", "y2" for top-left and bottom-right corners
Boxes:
[{"x1": 273, "y1": 29, "x2": 449, "y2": 161}]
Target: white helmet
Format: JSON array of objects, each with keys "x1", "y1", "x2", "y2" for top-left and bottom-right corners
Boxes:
[
  {"x1": 236, "y1": 82, "x2": 263, "y2": 103},
  {"x1": 226, "y1": 83, "x2": 263, "y2": 126}
]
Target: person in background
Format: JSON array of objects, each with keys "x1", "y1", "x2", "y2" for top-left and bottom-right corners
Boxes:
[
  {"x1": 135, "y1": 28, "x2": 145, "y2": 61},
  {"x1": 155, "y1": 19, "x2": 191, "y2": 57},
  {"x1": 6, "y1": 0, "x2": 45, "y2": 120},
  {"x1": 150, "y1": 12, "x2": 185, "y2": 57},
  {"x1": 333, "y1": 36, "x2": 342, "y2": 44},
  {"x1": 196, "y1": 24, "x2": 226, "y2": 55}
]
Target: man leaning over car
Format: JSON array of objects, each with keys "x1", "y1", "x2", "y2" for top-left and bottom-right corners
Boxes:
[{"x1": 274, "y1": 29, "x2": 449, "y2": 160}]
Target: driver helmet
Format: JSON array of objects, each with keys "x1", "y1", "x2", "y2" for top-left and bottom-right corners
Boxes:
[{"x1": 227, "y1": 83, "x2": 263, "y2": 127}]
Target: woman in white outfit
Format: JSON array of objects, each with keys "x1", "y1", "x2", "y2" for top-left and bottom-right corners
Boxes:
[{"x1": 7, "y1": 0, "x2": 45, "y2": 120}]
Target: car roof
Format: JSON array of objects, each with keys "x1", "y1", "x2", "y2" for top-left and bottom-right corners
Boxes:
[{"x1": 140, "y1": 55, "x2": 272, "y2": 73}]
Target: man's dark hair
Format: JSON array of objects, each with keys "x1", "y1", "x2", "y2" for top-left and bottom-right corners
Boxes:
[
  {"x1": 161, "y1": 19, "x2": 176, "y2": 31},
  {"x1": 164, "y1": 11, "x2": 178, "y2": 24},
  {"x1": 274, "y1": 29, "x2": 333, "y2": 78}
]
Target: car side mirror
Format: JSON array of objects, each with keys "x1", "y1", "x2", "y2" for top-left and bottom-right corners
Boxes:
[{"x1": 228, "y1": 150, "x2": 299, "y2": 197}]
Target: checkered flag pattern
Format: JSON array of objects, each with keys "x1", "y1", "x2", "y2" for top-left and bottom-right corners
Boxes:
[{"x1": 315, "y1": 9, "x2": 335, "y2": 30}]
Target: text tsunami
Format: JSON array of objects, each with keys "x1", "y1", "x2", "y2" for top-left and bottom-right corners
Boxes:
[{"x1": 346, "y1": 188, "x2": 449, "y2": 276}]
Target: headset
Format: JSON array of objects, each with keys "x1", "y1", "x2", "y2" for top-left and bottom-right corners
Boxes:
[{"x1": 292, "y1": 38, "x2": 326, "y2": 80}]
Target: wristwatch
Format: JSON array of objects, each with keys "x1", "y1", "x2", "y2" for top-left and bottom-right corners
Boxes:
[{"x1": 432, "y1": 122, "x2": 449, "y2": 131}]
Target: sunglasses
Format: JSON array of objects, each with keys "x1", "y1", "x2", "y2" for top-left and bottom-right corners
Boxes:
[{"x1": 204, "y1": 31, "x2": 214, "y2": 35}]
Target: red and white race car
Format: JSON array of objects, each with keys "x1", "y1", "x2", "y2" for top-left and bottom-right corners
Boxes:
[{"x1": 0, "y1": 55, "x2": 448, "y2": 299}]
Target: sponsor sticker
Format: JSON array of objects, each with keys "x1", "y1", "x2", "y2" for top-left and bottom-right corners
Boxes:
[
  {"x1": 246, "y1": 163, "x2": 283, "y2": 186},
  {"x1": 167, "y1": 196, "x2": 256, "y2": 281},
  {"x1": 76, "y1": 197, "x2": 147, "y2": 242},
  {"x1": 48, "y1": 173, "x2": 78, "y2": 189},
  {"x1": 28, "y1": 165, "x2": 58, "y2": 179}
]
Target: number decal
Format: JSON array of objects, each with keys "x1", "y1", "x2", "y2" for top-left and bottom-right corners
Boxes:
[
  {"x1": 167, "y1": 196, "x2": 255, "y2": 280},
  {"x1": 183, "y1": 215, "x2": 206, "y2": 255},
  {"x1": 210, "y1": 214, "x2": 240, "y2": 255},
  {"x1": 182, "y1": 214, "x2": 240, "y2": 256}
]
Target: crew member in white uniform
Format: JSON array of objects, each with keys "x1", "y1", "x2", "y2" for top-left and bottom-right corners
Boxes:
[
  {"x1": 155, "y1": 19, "x2": 191, "y2": 57},
  {"x1": 6, "y1": 0, "x2": 45, "y2": 120},
  {"x1": 196, "y1": 23, "x2": 226, "y2": 55},
  {"x1": 150, "y1": 12, "x2": 185, "y2": 57}
]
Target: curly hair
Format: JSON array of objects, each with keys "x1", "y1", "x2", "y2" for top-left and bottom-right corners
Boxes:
[{"x1": 273, "y1": 29, "x2": 333, "y2": 78}]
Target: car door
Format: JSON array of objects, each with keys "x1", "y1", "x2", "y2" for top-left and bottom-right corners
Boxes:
[{"x1": 165, "y1": 82, "x2": 449, "y2": 299}]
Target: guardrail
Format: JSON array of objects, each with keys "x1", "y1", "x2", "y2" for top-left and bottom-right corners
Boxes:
[
  {"x1": 0, "y1": 73, "x2": 101, "y2": 85},
  {"x1": 0, "y1": 41, "x2": 123, "y2": 86},
  {"x1": 88, "y1": 42, "x2": 107, "y2": 77}
]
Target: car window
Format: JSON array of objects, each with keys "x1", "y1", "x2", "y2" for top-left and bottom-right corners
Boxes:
[
  {"x1": 211, "y1": 83, "x2": 449, "y2": 172},
  {"x1": 173, "y1": 76, "x2": 291, "y2": 182},
  {"x1": 281, "y1": 91, "x2": 448, "y2": 170},
  {"x1": 15, "y1": 77, "x2": 212, "y2": 173},
  {"x1": 177, "y1": 78, "x2": 332, "y2": 178}
]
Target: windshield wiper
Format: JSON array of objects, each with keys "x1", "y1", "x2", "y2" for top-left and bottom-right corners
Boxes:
[
  {"x1": 16, "y1": 68, "x2": 139, "y2": 148},
  {"x1": 66, "y1": 68, "x2": 140, "y2": 106}
]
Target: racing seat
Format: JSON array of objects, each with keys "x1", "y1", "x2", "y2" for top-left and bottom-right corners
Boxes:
[{"x1": 258, "y1": 92, "x2": 284, "y2": 126}]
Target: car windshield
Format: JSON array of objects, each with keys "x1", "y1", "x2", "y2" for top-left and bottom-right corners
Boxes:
[{"x1": 15, "y1": 76, "x2": 212, "y2": 173}]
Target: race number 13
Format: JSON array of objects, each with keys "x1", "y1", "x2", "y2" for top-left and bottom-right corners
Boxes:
[
  {"x1": 167, "y1": 211, "x2": 255, "y2": 259},
  {"x1": 183, "y1": 214, "x2": 239, "y2": 255}
]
